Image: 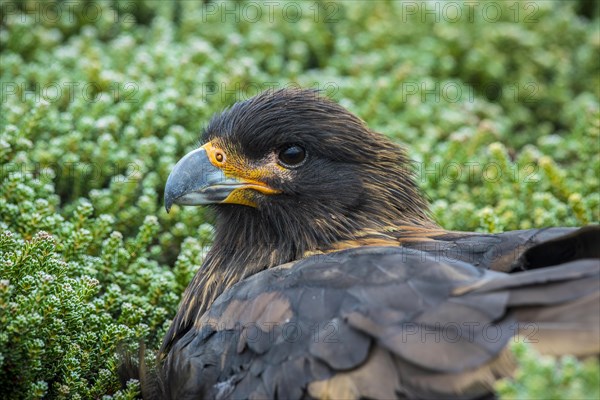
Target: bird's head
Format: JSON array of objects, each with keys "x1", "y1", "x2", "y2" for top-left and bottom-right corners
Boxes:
[
  {"x1": 161, "y1": 89, "x2": 435, "y2": 352},
  {"x1": 165, "y1": 89, "x2": 432, "y2": 256}
]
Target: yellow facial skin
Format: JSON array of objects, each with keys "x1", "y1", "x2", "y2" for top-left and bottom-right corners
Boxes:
[{"x1": 201, "y1": 141, "x2": 282, "y2": 207}]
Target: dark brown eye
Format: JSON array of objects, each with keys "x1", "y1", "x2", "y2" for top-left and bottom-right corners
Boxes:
[{"x1": 278, "y1": 145, "x2": 306, "y2": 168}]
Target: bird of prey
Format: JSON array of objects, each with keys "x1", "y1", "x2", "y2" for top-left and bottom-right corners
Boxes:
[{"x1": 155, "y1": 89, "x2": 599, "y2": 399}]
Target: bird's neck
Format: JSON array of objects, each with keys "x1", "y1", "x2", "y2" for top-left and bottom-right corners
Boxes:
[
  {"x1": 174, "y1": 135, "x2": 437, "y2": 325},
  {"x1": 161, "y1": 199, "x2": 437, "y2": 354},
  {"x1": 184, "y1": 203, "x2": 434, "y2": 312}
]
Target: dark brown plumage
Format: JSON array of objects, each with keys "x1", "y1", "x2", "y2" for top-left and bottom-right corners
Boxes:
[{"x1": 151, "y1": 89, "x2": 599, "y2": 399}]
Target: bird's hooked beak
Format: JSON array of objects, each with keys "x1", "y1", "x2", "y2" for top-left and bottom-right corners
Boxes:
[{"x1": 164, "y1": 143, "x2": 279, "y2": 212}]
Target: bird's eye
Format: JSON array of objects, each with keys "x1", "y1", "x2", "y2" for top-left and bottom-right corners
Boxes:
[{"x1": 278, "y1": 145, "x2": 307, "y2": 168}]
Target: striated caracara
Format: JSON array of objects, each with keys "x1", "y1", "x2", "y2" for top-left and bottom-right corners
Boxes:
[{"x1": 155, "y1": 89, "x2": 599, "y2": 399}]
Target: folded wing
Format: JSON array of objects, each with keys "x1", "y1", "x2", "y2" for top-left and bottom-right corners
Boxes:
[{"x1": 159, "y1": 227, "x2": 600, "y2": 399}]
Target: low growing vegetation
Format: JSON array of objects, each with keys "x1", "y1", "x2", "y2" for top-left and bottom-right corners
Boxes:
[{"x1": 1, "y1": 1, "x2": 598, "y2": 398}]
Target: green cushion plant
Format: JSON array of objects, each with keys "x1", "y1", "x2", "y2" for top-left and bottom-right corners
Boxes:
[{"x1": 1, "y1": 1, "x2": 598, "y2": 398}]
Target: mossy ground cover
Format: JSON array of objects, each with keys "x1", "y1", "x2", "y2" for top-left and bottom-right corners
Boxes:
[{"x1": 1, "y1": 1, "x2": 598, "y2": 398}]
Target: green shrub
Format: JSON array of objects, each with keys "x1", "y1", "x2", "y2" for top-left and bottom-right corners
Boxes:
[
  {"x1": 497, "y1": 342, "x2": 600, "y2": 400},
  {"x1": 1, "y1": 1, "x2": 598, "y2": 398}
]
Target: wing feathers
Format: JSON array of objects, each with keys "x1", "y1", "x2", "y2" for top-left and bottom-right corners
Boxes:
[{"x1": 158, "y1": 227, "x2": 600, "y2": 399}]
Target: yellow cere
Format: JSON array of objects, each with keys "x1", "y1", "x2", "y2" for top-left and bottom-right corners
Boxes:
[{"x1": 201, "y1": 140, "x2": 282, "y2": 207}]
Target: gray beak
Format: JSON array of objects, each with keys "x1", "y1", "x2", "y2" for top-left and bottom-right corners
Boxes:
[{"x1": 164, "y1": 148, "x2": 240, "y2": 212}]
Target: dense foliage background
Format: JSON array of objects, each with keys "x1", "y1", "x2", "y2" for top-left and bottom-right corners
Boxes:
[{"x1": 1, "y1": 1, "x2": 598, "y2": 398}]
